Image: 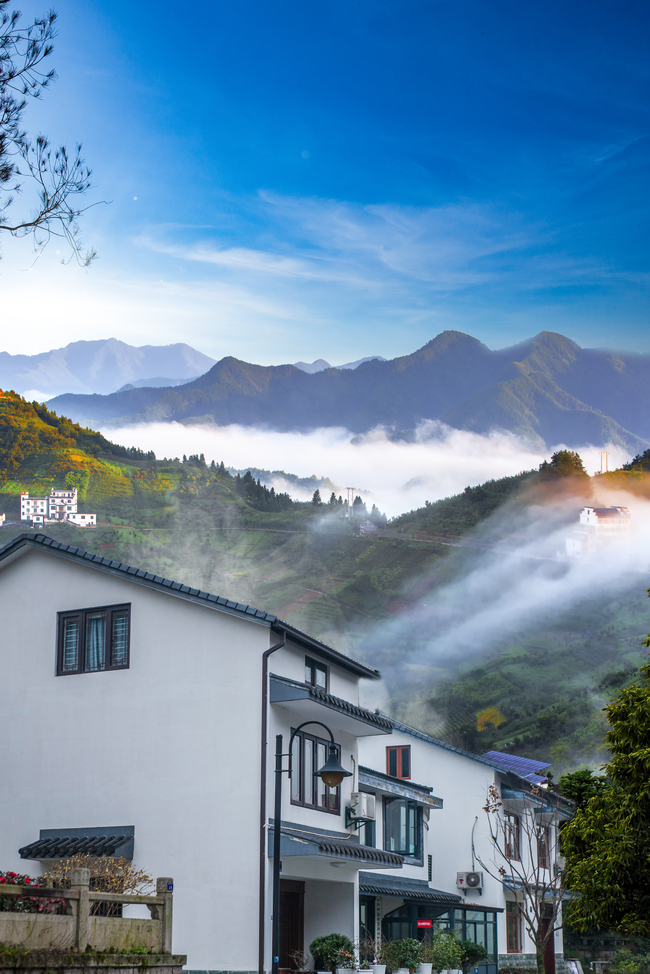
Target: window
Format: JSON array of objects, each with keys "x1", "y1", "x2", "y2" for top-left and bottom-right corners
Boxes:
[
  {"x1": 504, "y1": 812, "x2": 521, "y2": 861},
  {"x1": 537, "y1": 826, "x2": 550, "y2": 869},
  {"x1": 506, "y1": 901, "x2": 522, "y2": 953},
  {"x1": 359, "y1": 819, "x2": 376, "y2": 847},
  {"x1": 57, "y1": 604, "x2": 130, "y2": 675},
  {"x1": 305, "y1": 656, "x2": 328, "y2": 689},
  {"x1": 386, "y1": 744, "x2": 411, "y2": 779},
  {"x1": 384, "y1": 796, "x2": 422, "y2": 858},
  {"x1": 428, "y1": 854, "x2": 433, "y2": 881},
  {"x1": 290, "y1": 728, "x2": 340, "y2": 814}
]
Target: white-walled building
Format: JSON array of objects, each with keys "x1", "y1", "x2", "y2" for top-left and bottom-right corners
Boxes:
[
  {"x1": 0, "y1": 533, "x2": 570, "y2": 974},
  {"x1": 359, "y1": 724, "x2": 572, "y2": 974},
  {"x1": 566, "y1": 506, "x2": 630, "y2": 557},
  {"x1": 0, "y1": 533, "x2": 398, "y2": 973},
  {"x1": 20, "y1": 488, "x2": 96, "y2": 527}
]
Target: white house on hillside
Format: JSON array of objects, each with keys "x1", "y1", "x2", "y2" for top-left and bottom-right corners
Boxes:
[
  {"x1": 565, "y1": 505, "x2": 630, "y2": 557},
  {"x1": 20, "y1": 488, "x2": 96, "y2": 527}
]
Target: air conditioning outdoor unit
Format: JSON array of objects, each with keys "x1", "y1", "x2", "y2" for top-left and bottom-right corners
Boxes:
[
  {"x1": 348, "y1": 792, "x2": 376, "y2": 821},
  {"x1": 456, "y1": 871, "x2": 483, "y2": 891}
]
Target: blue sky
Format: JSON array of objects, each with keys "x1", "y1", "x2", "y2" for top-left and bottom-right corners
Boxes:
[{"x1": 2, "y1": 0, "x2": 650, "y2": 361}]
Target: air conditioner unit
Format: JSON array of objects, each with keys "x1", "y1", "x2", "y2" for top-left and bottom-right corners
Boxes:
[
  {"x1": 348, "y1": 792, "x2": 376, "y2": 821},
  {"x1": 457, "y1": 871, "x2": 483, "y2": 891}
]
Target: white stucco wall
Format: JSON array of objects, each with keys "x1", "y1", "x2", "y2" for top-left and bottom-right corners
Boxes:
[{"x1": 0, "y1": 547, "x2": 269, "y2": 971}]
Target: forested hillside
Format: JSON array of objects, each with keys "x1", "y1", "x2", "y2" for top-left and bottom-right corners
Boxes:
[{"x1": 2, "y1": 391, "x2": 650, "y2": 774}]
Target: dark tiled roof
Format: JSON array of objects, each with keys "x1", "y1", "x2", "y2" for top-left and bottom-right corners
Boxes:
[
  {"x1": 282, "y1": 828, "x2": 403, "y2": 866},
  {"x1": 481, "y1": 751, "x2": 550, "y2": 784},
  {"x1": 270, "y1": 675, "x2": 394, "y2": 732},
  {"x1": 358, "y1": 765, "x2": 433, "y2": 794},
  {"x1": 0, "y1": 534, "x2": 379, "y2": 678},
  {"x1": 358, "y1": 872, "x2": 461, "y2": 903},
  {"x1": 304, "y1": 684, "x2": 392, "y2": 731},
  {"x1": 20, "y1": 835, "x2": 130, "y2": 859},
  {"x1": 387, "y1": 717, "x2": 553, "y2": 786}
]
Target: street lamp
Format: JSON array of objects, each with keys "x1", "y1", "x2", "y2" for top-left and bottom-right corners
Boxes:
[{"x1": 271, "y1": 720, "x2": 351, "y2": 974}]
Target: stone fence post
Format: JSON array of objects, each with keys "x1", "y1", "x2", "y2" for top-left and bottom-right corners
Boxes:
[
  {"x1": 71, "y1": 867, "x2": 90, "y2": 951},
  {"x1": 155, "y1": 878, "x2": 174, "y2": 953}
]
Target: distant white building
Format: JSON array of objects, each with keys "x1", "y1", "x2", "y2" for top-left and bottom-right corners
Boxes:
[
  {"x1": 566, "y1": 505, "x2": 630, "y2": 557},
  {"x1": 359, "y1": 519, "x2": 379, "y2": 535},
  {"x1": 20, "y1": 488, "x2": 96, "y2": 528}
]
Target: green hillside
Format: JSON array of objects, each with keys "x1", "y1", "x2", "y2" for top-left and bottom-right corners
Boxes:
[{"x1": 3, "y1": 391, "x2": 650, "y2": 774}]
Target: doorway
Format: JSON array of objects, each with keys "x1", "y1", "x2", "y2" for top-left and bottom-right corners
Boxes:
[
  {"x1": 279, "y1": 879, "x2": 304, "y2": 971},
  {"x1": 541, "y1": 917, "x2": 555, "y2": 974}
]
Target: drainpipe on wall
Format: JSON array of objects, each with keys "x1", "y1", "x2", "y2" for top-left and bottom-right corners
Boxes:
[{"x1": 258, "y1": 629, "x2": 286, "y2": 974}]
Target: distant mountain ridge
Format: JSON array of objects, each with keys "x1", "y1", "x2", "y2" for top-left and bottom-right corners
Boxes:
[
  {"x1": 0, "y1": 339, "x2": 216, "y2": 397},
  {"x1": 45, "y1": 330, "x2": 650, "y2": 451}
]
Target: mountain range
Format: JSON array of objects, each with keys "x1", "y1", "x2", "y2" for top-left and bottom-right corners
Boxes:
[
  {"x1": 0, "y1": 339, "x2": 217, "y2": 397},
  {"x1": 45, "y1": 331, "x2": 650, "y2": 450},
  {"x1": 0, "y1": 339, "x2": 386, "y2": 398}
]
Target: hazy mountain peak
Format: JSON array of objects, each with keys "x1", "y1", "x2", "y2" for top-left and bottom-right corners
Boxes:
[{"x1": 0, "y1": 339, "x2": 216, "y2": 398}]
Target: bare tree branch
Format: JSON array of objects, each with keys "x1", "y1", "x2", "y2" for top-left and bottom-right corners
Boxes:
[
  {"x1": 477, "y1": 781, "x2": 568, "y2": 974},
  {"x1": 0, "y1": 0, "x2": 100, "y2": 264}
]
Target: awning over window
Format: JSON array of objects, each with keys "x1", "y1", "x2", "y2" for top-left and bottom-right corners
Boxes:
[
  {"x1": 359, "y1": 871, "x2": 462, "y2": 903},
  {"x1": 269, "y1": 824, "x2": 403, "y2": 870},
  {"x1": 359, "y1": 767, "x2": 443, "y2": 808},
  {"x1": 19, "y1": 827, "x2": 134, "y2": 860}
]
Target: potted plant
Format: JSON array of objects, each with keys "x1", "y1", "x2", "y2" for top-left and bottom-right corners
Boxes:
[
  {"x1": 458, "y1": 941, "x2": 487, "y2": 974},
  {"x1": 424, "y1": 933, "x2": 464, "y2": 974},
  {"x1": 394, "y1": 939, "x2": 423, "y2": 974},
  {"x1": 310, "y1": 934, "x2": 356, "y2": 974},
  {"x1": 335, "y1": 946, "x2": 356, "y2": 974}
]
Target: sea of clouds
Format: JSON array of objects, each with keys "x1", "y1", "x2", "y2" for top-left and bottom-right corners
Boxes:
[{"x1": 100, "y1": 419, "x2": 631, "y2": 519}]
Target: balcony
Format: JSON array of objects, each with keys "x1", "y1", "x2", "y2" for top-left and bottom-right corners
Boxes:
[{"x1": 270, "y1": 674, "x2": 393, "y2": 736}]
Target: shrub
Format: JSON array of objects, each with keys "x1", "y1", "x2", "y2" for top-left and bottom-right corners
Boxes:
[
  {"x1": 310, "y1": 934, "x2": 355, "y2": 973},
  {"x1": 459, "y1": 941, "x2": 488, "y2": 973},
  {"x1": 421, "y1": 932, "x2": 464, "y2": 972},
  {"x1": 0, "y1": 870, "x2": 64, "y2": 914},
  {"x1": 43, "y1": 854, "x2": 153, "y2": 918}
]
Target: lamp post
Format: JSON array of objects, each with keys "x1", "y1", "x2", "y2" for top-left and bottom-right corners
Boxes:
[{"x1": 271, "y1": 720, "x2": 351, "y2": 974}]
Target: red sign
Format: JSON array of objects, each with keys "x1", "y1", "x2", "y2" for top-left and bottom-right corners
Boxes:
[{"x1": 416, "y1": 920, "x2": 432, "y2": 929}]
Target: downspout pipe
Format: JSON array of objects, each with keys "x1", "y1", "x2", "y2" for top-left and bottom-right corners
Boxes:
[{"x1": 258, "y1": 630, "x2": 286, "y2": 974}]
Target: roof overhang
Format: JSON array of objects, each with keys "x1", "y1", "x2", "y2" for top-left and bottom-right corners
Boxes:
[
  {"x1": 20, "y1": 827, "x2": 135, "y2": 860},
  {"x1": 269, "y1": 825, "x2": 403, "y2": 870},
  {"x1": 270, "y1": 674, "x2": 393, "y2": 737},
  {"x1": 359, "y1": 768, "x2": 442, "y2": 808},
  {"x1": 358, "y1": 871, "x2": 461, "y2": 903}
]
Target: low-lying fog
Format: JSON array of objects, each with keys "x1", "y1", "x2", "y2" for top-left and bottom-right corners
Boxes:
[{"x1": 101, "y1": 419, "x2": 631, "y2": 518}]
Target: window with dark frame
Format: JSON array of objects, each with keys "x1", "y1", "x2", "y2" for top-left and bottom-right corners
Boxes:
[
  {"x1": 383, "y1": 796, "x2": 422, "y2": 858},
  {"x1": 290, "y1": 728, "x2": 340, "y2": 814},
  {"x1": 504, "y1": 812, "x2": 521, "y2": 861},
  {"x1": 506, "y1": 901, "x2": 522, "y2": 953},
  {"x1": 537, "y1": 825, "x2": 550, "y2": 869},
  {"x1": 57, "y1": 604, "x2": 131, "y2": 675},
  {"x1": 386, "y1": 744, "x2": 411, "y2": 779},
  {"x1": 305, "y1": 656, "x2": 328, "y2": 690}
]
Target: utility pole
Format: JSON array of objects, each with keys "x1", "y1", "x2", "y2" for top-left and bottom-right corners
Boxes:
[
  {"x1": 345, "y1": 487, "x2": 355, "y2": 519},
  {"x1": 599, "y1": 451, "x2": 610, "y2": 474}
]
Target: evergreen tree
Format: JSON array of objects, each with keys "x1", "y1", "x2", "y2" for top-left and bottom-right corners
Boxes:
[
  {"x1": 328, "y1": 492, "x2": 337, "y2": 505},
  {"x1": 562, "y1": 657, "x2": 650, "y2": 933},
  {"x1": 312, "y1": 489, "x2": 322, "y2": 505}
]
